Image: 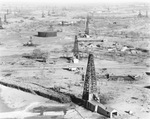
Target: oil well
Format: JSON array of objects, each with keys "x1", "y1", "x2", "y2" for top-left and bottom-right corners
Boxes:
[
  {"x1": 4, "y1": 14, "x2": 7, "y2": 23},
  {"x1": 0, "y1": 18, "x2": 3, "y2": 29},
  {"x1": 81, "y1": 53, "x2": 117, "y2": 118},
  {"x1": 85, "y1": 14, "x2": 90, "y2": 35},
  {"x1": 68, "y1": 13, "x2": 117, "y2": 117},
  {"x1": 72, "y1": 35, "x2": 103, "y2": 61},
  {"x1": 78, "y1": 14, "x2": 90, "y2": 38},
  {"x1": 73, "y1": 35, "x2": 79, "y2": 59}
]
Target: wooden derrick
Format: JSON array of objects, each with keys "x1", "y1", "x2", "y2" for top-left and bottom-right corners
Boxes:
[
  {"x1": 146, "y1": 11, "x2": 148, "y2": 18},
  {"x1": 85, "y1": 14, "x2": 90, "y2": 35},
  {"x1": 82, "y1": 54, "x2": 97, "y2": 101},
  {"x1": 4, "y1": 14, "x2": 7, "y2": 23},
  {"x1": 0, "y1": 18, "x2": 3, "y2": 29},
  {"x1": 73, "y1": 35, "x2": 79, "y2": 59},
  {"x1": 90, "y1": 54, "x2": 97, "y2": 94},
  {"x1": 42, "y1": 11, "x2": 45, "y2": 18}
]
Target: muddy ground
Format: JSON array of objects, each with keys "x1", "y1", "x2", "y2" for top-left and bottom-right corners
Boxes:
[{"x1": 0, "y1": 2, "x2": 150, "y2": 119}]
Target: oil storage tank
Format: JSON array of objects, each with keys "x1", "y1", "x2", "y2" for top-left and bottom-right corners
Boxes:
[
  {"x1": 38, "y1": 25, "x2": 57, "y2": 37},
  {"x1": 38, "y1": 31, "x2": 57, "y2": 37}
]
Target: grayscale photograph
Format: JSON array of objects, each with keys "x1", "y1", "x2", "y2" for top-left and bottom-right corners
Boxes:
[{"x1": 0, "y1": 0, "x2": 150, "y2": 119}]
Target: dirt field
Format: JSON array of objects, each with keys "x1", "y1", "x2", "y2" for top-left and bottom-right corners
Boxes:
[{"x1": 0, "y1": 2, "x2": 150, "y2": 119}]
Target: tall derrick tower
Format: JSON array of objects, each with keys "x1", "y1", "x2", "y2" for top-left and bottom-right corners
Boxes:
[
  {"x1": 0, "y1": 18, "x2": 3, "y2": 29},
  {"x1": 7, "y1": 9, "x2": 9, "y2": 15},
  {"x1": 138, "y1": 10, "x2": 142, "y2": 17},
  {"x1": 82, "y1": 54, "x2": 98, "y2": 101},
  {"x1": 146, "y1": 11, "x2": 148, "y2": 18},
  {"x1": 4, "y1": 14, "x2": 7, "y2": 23},
  {"x1": 73, "y1": 35, "x2": 79, "y2": 59},
  {"x1": 48, "y1": 10, "x2": 50, "y2": 16},
  {"x1": 85, "y1": 14, "x2": 90, "y2": 35},
  {"x1": 42, "y1": 11, "x2": 45, "y2": 18}
]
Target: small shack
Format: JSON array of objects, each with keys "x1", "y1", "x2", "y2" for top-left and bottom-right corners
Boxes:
[
  {"x1": 83, "y1": 100, "x2": 117, "y2": 118},
  {"x1": 97, "y1": 103, "x2": 117, "y2": 118}
]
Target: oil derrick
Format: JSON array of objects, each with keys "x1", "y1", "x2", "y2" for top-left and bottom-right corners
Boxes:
[
  {"x1": 0, "y1": 18, "x2": 3, "y2": 29},
  {"x1": 7, "y1": 9, "x2": 9, "y2": 15},
  {"x1": 42, "y1": 11, "x2": 45, "y2": 18},
  {"x1": 90, "y1": 54, "x2": 97, "y2": 94},
  {"x1": 48, "y1": 10, "x2": 50, "y2": 16},
  {"x1": 82, "y1": 54, "x2": 97, "y2": 101},
  {"x1": 52, "y1": 9, "x2": 55, "y2": 14},
  {"x1": 4, "y1": 14, "x2": 7, "y2": 23},
  {"x1": 85, "y1": 14, "x2": 90, "y2": 35},
  {"x1": 73, "y1": 35, "x2": 79, "y2": 59},
  {"x1": 146, "y1": 11, "x2": 148, "y2": 18},
  {"x1": 138, "y1": 10, "x2": 142, "y2": 17}
]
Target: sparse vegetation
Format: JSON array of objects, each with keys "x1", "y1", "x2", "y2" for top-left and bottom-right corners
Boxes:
[
  {"x1": 0, "y1": 1, "x2": 149, "y2": 119},
  {"x1": 22, "y1": 49, "x2": 49, "y2": 62}
]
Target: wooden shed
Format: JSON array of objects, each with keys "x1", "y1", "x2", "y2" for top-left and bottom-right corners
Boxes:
[{"x1": 97, "y1": 104, "x2": 117, "y2": 118}]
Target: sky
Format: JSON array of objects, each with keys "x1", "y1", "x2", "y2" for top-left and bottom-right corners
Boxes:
[{"x1": 0, "y1": 0, "x2": 150, "y2": 4}]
